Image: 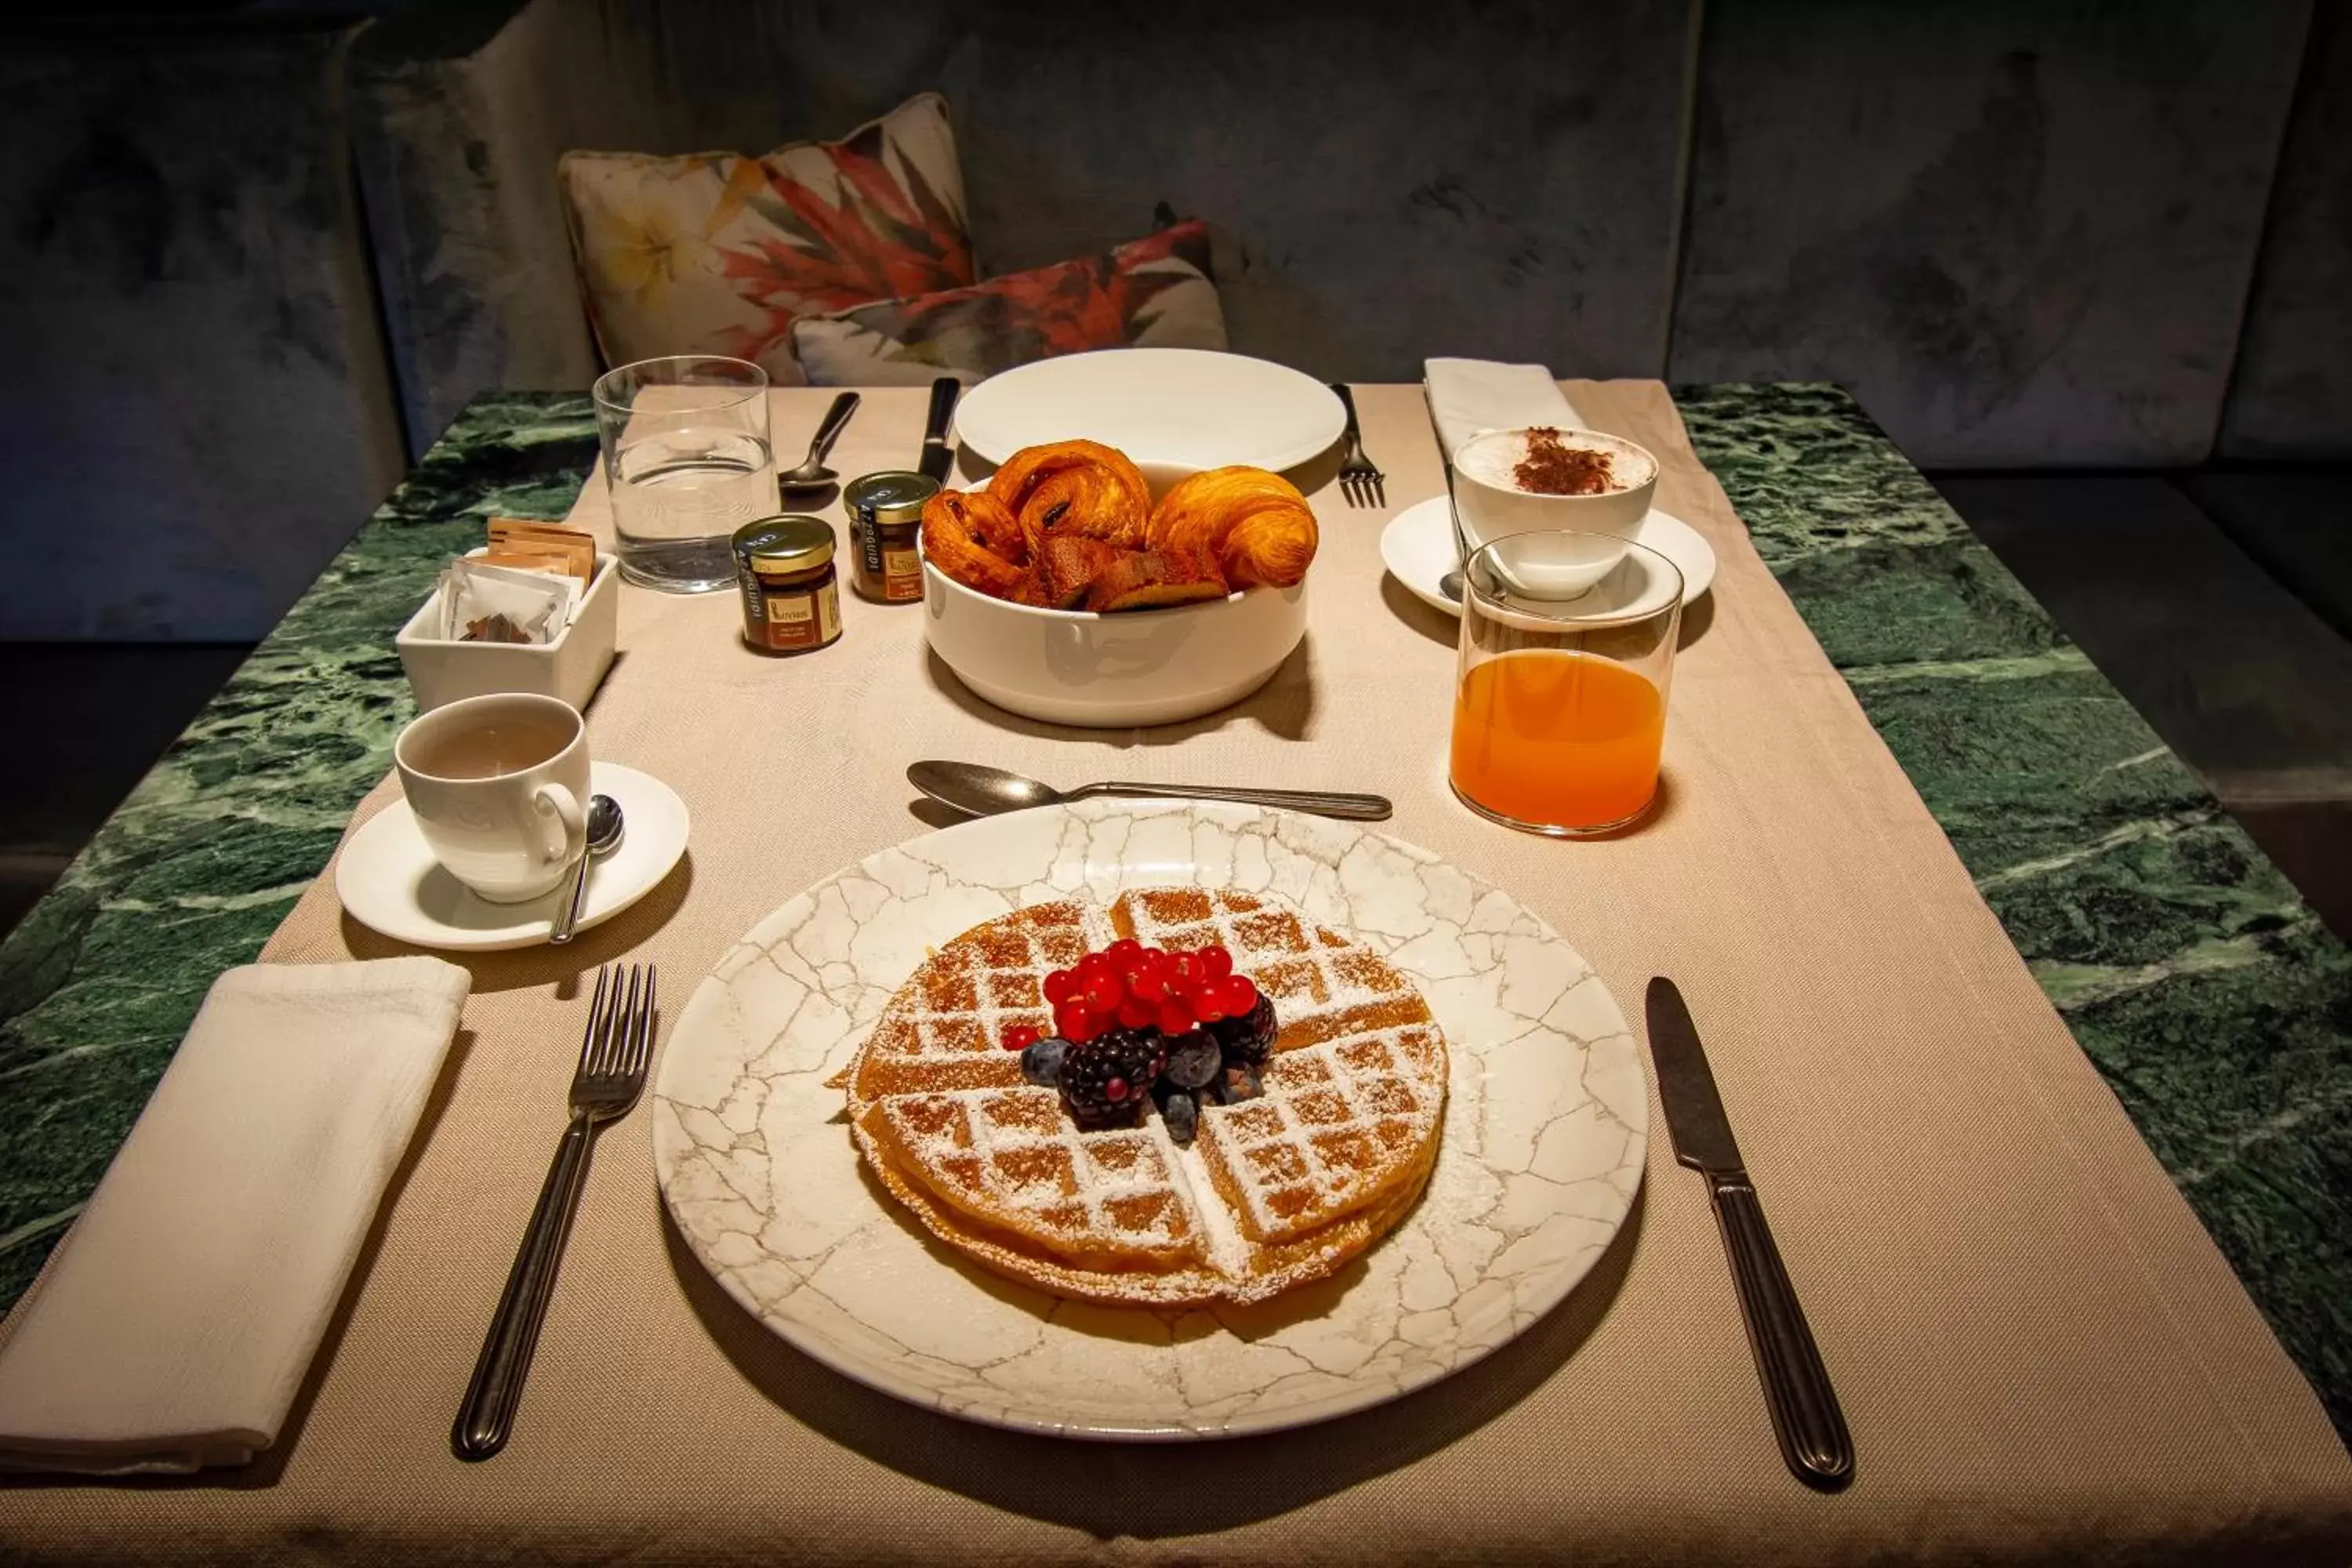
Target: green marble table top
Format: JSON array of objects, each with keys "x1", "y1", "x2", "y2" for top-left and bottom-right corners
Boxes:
[{"x1": 1, "y1": 386, "x2": 2343, "y2": 1445}]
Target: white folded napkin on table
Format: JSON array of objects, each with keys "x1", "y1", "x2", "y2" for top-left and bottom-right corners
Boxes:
[
  {"x1": 1423, "y1": 356, "x2": 1589, "y2": 456},
  {"x1": 0, "y1": 956, "x2": 470, "y2": 1474}
]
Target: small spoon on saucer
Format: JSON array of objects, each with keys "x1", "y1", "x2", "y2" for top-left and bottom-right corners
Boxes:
[
  {"x1": 1438, "y1": 459, "x2": 1470, "y2": 604},
  {"x1": 549, "y1": 793, "x2": 626, "y2": 945},
  {"x1": 777, "y1": 392, "x2": 861, "y2": 494},
  {"x1": 910, "y1": 761, "x2": 1391, "y2": 822}
]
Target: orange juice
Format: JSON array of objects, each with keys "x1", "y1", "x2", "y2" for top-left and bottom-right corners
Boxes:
[{"x1": 1450, "y1": 649, "x2": 1664, "y2": 829}]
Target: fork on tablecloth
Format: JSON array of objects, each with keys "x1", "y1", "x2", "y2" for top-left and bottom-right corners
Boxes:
[
  {"x1": 452, "y1": 964, "x2": 656, "y2": 1461},
  {"x1": 1331, "y1": 383, "x2": 1386, "y2": 507}
]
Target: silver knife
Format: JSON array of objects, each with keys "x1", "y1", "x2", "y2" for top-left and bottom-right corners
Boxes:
[
  {"x1": 1646, "y1": 977, "x2": 1855, "y2": 1489},
  {"x1": 919, "y1": 376, "x2": 960, "y2": 483}
]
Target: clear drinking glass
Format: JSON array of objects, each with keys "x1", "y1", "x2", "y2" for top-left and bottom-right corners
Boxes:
[
  {"x1": 593, "y1": 355, "x2": 774, "y2": 592},
  {"x1": 1450, "y1": 531, "x2": 1683, "y2": 836}
]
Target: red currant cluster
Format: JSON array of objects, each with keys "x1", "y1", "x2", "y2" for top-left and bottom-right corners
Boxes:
[{"x1": 1003, "y1": 940, "x2": 1261, "y2": 1052}]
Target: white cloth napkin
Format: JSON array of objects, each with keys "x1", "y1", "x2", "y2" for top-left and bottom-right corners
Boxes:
[
  {"x1": 1422, "y1": 357, "x2": 1589, "y2": 456},
  {"x1": 0, "y1": 956, "x2": 470, "y2": 1474}
]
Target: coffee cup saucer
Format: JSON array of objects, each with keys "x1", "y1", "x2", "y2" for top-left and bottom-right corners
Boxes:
[
  {"x1": 334, "y1": 762, "x2": 689, "y2": 952},
  {"x1": 1379, "y1": 499, "x2": 1717, "y2": 618}
]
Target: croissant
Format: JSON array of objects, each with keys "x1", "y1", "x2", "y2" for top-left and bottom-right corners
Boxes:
[
  {"x1": 1146, "y1": 467, "x2": 1318, "y2": 589},
  {"x1": 985, "y1": 439, "x2": 1152, "y2": 550},
  {"x1": 920, "y1": 488, "x2": 1031, "y2": 598}
]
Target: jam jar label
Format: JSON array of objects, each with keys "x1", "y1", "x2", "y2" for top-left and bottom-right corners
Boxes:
[{"x1": 883, "y1": 546, "x2": 923, "y2": 601}]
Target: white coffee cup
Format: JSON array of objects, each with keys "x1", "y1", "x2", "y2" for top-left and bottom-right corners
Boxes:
[
  {"x1": 393, "y1": 692, "x2": 590, "y2": 902},
  {"x1": 1452, "y1": 426, "x2": 1660, "y2": 592}
]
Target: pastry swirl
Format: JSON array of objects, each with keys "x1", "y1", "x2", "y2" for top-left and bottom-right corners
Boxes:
[
  {"x1": 920, "y1": 488, "x2": 1032, "y2": 598},
  {"x1": 985, "y1": 439, "x2": 1152, "y2": 550}
]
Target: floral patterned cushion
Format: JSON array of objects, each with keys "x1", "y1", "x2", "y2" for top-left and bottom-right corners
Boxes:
[
  {"x1": 786, "y1": 222, "x2": 1228, "y2": 387},
  {"x1": 558, "y1": 93, "x2": 973, "y2": 386}
]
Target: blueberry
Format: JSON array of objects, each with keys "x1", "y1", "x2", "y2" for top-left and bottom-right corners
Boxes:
[
  {"x1": 1019, "y1": 1036, "x2": 1069, "y2": 1087},
  {"x1": 1164, "y1": 1030, "x2": 1221, "y2": 1091},
  {"x1": 1160, "y1": 1089, "x2": 1198, "y2": 1146},
  {"x1": 1218, "y1": 1062, "x2": 1262, "y2": 1104}
]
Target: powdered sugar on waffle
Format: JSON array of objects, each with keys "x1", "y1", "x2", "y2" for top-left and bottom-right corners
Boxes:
[
  {"x1": 854, "y1": 900, "x2": 1115, "y2": 1098},
  {"x1": 870, "y1": 1083, "x2": 1204, "y2": 1261}
]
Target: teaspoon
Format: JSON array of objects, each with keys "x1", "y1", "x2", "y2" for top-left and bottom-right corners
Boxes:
[
  {"x1": 549, "y1": 793, "x2": 626, "y2": 945},
  {"x1": 778, "y1": 392, "x2": 861, "y2": 492},
  {"x1": 909, "y1": 761, "x2": 1390, "y2": 822}
]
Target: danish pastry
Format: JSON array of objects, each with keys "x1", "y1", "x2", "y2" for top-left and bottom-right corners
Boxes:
[
  {"x1": 920, "y1": 488, "x2": 1031, "y2": 598},
  {"x1": 1082, "y1": 547, "x2": 1229, "y2": 613},
  {"x1": 985, "y1": 439, "x2": 1152, "y2": 550},
  {"x1": 1146, "y1": 467, "x2": 1319, "y2": 590},
  {"x1": 1029, "y1": 533, "x2": 1123, "y2": 610}
]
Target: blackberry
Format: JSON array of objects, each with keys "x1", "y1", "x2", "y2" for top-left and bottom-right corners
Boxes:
[
  {"x1": 1210, "y1": 993, "x2": 1278, "y2": 1066},
  {"x1": 1058, "y1": 1028, "x2": 1167, "y2": 1131}
]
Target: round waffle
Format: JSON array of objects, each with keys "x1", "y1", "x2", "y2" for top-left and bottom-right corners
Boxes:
[{"x1": 842, "y1": 889, "x2": 1448, "y2": 1306}]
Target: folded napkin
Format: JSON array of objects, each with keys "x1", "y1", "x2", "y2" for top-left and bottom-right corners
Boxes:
[
  {"x1": 1423, "y1": 357, "x2": 1589, "y2": 456},
  {"x1": 0, "y1": 956, "x2": 470, "y2": 1474}
]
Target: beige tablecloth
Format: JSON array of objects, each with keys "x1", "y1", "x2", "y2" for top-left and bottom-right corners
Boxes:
[{"x1": 6, "y1": 383, "x2": 2347, "y2": 1564}]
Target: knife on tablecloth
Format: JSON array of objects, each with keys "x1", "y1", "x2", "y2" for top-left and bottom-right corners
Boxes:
[
  {"x1": 919, "y1": 376, "x2": 960, "y2": 484},
  {"x1": 1646, "y1": 976, "x2": 1855, "y2": 1489}
]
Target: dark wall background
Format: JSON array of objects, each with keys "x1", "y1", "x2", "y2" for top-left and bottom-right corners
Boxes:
[{"x1": 0, "y1": 0, "x2": 2343, "y2": 639}]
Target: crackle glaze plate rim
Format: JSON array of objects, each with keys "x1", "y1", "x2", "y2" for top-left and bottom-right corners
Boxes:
[{"x1": 651, "y1": 800, "x2": 1647, "y2": 1440}]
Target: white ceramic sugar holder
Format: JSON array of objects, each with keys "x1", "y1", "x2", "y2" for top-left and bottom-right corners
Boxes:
[{"x1": 396, "y1": 550, "x2": 619, "y2": 714}]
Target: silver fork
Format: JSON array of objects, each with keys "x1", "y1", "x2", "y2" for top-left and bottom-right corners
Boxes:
[
  {"x1": 1331, "y1": 383, "x2": 1386, "y2": 508},
  {"x1": 452, "y1": 964, "x2": 656, "y2": 1461}
]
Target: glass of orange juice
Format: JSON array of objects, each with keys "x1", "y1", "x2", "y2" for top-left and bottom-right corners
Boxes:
[{"x1": 1450, "y1": 530, "x2": 1683, "y2": 835}]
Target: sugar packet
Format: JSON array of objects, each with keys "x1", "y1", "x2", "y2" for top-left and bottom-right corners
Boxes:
[
  {"x1": 437, "y1": 556, "x2": 576, "y2": 644},
  {"x1": 486, "y1": 518, "x2": 597, "y2": 584}
]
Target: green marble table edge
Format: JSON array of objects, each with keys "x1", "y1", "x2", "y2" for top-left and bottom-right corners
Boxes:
[
  {"x1": 0, "y1": 383, "x2": 2343, "y2": 1446},
  {"x1": 1675, "y1": 383, "x2": 2352, "y2": 1444}
]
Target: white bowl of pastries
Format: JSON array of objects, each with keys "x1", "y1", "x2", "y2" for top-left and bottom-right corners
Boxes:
[{"x1": 920, "y1": 439, "x2": 1317, "y2": 728}]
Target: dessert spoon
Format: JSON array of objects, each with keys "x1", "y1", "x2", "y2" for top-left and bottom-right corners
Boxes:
[{"x1": 910, "y1": 761, "x2": 1391, "y2": 822}]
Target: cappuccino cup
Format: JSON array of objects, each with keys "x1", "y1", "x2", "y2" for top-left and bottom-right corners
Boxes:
[
  {"x1": 393, "y1": 692, "x2": 589, "y2": 902},
  {"x1": 1451, "y1": 426, "x2": 1661, "y2": 593}
]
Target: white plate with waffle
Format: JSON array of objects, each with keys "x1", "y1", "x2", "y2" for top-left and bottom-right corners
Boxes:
[{"x1": 652, "y1": 800, "x2": 1648, "y2": 1439}]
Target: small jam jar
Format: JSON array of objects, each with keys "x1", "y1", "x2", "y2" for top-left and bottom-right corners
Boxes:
[
  {"x1": 844, "y1": 470, "x2": 938, "y2": 604},
  {"x1": 731, "y1": 516, "x2": 841, "y2": 655}
]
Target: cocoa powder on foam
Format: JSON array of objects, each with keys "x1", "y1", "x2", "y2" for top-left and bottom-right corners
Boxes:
[{"x1": 1458, "y1": 426, "x2": 1654, "y2": 495}]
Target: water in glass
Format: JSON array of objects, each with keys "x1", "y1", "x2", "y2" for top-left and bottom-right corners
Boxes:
[{"x1": 610, "y1": 427, "x2": 774, "y2": 590}]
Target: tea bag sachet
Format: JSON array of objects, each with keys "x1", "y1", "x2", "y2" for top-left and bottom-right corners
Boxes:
[{"x1": 437, "y1": 557, "x2": 575, "y2": 644}]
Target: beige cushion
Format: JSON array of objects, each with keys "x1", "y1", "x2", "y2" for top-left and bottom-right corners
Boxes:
[{"x1": 558, "y1": 93, "x2": 974, "y2": 385}]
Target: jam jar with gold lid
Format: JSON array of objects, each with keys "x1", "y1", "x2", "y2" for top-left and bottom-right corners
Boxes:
[
  {"x1": 844, "y1": 470, "x2": 938, "y2": 604},
  {"x1": 731, "y1": 516, "x2": 842, "y2": 654}
]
